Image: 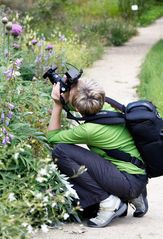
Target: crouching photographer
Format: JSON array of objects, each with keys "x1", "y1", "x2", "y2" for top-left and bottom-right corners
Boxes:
[{"x1": 45, "y1": 64, "x2": 148, "y2": 228}]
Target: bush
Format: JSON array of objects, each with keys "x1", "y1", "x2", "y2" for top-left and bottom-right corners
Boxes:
[
  {"x1": 106, "y1": 18, "x2": 137, "y2": 46},
  {"x1": 88, "y1": 18, "x2": 137, "y2": 46},
  {"x1": 0, "y1": 15, "x2": 81, "y2": 239}
]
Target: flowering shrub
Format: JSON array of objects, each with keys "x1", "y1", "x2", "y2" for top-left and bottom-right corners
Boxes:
[{"x1": 0, "y1": 15, "x2": 81, "y2": 239}]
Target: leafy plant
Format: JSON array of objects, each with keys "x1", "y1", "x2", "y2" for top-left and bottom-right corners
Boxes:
[{"x1": 0, "y1": 14, "x2": 81, "y2": 239}]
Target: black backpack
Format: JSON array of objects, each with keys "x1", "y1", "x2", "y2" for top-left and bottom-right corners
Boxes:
[{"x1": 65, "y1": 97, "x2": 163, "y2": 178}]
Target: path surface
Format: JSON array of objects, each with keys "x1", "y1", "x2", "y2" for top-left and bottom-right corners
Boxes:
[{"x1": 32, "y1": 18, "x2": 163, "y2": 239}]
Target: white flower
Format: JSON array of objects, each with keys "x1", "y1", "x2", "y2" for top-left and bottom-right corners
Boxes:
[
  {"x1": 30, "y1": 207, "x2": 35, "y2": 213},
  {"x1": 25, "y1": 144, "x2": 32, "y2": 149},
  {"x1": 14, "y1": 70, "x2": 21, "y2": 77},
  {"x1": 64, "y1": 190, "x2": 71, "y2": 197},
  {"x1": 39, "y1": 168, "x2": 48, "y2": 176},
  {"x1": 49, "y1": 163, "x2": 57, "y2": 172},
  {"x1": 43, "y1": 196, "x2": 49, "y2": 203},
  {"x1": 36, "y1": 176, "x2": 47, "y2": 183},
  {"x1": 41, "y1": 224, "x2": 49, "y2": 233},
  {"x1": 65, "y1": 183, "x2": 79, "y2": 199},
  {"x1": 8, "y1": 193, "x2": 16, "y2": 202},
  {"x1": 27, "y1": 225, "x2": 33, "y2": 234},
  {"x1": 35, "y1": 192, "x2": 43, "y2": 199},
  {"x1": 131, "y1": 4, "x2": 138, "y2": 11},
  {"x1": 63, "y1": 213, "x2": 69, "y2": 220},
  {"x1": 22, "y1": 222, "x2": 28, "y2": 227},
  {"x1": 52, "y1": 202, "x2": 57, "y2": 208},
  {"x1": 14, "y1": 152, "x2": 19, "y2": 160}
]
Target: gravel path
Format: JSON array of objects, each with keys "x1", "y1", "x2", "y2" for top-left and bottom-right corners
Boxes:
[{"x1": 32, "y1": 17, "x2": 163, "y2": 239}]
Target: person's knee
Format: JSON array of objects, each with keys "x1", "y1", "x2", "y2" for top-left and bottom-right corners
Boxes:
[{"x1": 52, "y1": 143, "x2": 65, "y2": 160}]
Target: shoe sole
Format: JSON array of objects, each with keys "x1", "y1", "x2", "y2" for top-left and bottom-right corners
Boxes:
[{"x1": 87, "y1": 203, "x2": 127, "y2": 228}]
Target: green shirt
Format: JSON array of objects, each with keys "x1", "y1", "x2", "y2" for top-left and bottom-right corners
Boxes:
[{"x1": 47, "y1": 104, "x2": 146, "y2": 175}]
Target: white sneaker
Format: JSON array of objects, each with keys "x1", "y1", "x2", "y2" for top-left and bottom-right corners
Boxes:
[{"x1": 87, "y1": 195, "x2": 127, "y2": 228}]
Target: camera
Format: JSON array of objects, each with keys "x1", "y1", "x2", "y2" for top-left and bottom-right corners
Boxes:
[{"x1": 43, "y1": 63, "x2": 83, "y2": 93}]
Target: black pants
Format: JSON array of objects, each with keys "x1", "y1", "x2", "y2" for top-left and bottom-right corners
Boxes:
[{"x1": 52, "y1": 143, "x2": 148, "y2": 208}]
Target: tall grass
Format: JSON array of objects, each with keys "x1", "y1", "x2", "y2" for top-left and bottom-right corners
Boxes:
[{"x1": 138, "y1": 40, "x2": 163, "y2": 115}]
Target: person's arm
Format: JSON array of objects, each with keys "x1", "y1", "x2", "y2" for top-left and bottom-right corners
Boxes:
[
  {"x1": 48, "y1": 82, "x2": 64, "y2": 131},
  {"x1": 48, "y1": 102, "x2": 62, "y2": 131}
]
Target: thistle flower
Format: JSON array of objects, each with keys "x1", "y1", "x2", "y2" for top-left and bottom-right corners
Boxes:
[
  {"x1": 31, "y1": 39, "x2": 38, "y2": 45},
  {"x1": 6, "y1": 22, "x2": 12, "y2": 31},
  {"x1": 11, "y1": 23, "x2": 23, "y2": 37},
  {"x1": 2, "y1": 16, "x2": 8, "y2": 24},
  {"x1": 45, "y1": 44, "x2": 53, "y2": 51}
]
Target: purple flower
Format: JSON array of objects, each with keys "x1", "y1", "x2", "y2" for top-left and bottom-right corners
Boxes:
[
  {"x1": 37, "y1": 41, "x2": 43, "y2": 47},
  {"x1": 13, "y1": 43, "x2": 21, "y2": 49},
  {"x1": 11, "y1": 23, "x2": 23, "y2": 37},
  {"x1": 15, "y1": 59, "x2": 22, "y2": 69},
  {"x1": 2, "y1": 137, "x2": 7, "y2": 145},
  {"x1": 7, "y1": 103, "x2": 15, "y2": 110},
  {"x1": 31, "y1": 39, "x2": 38, "y2": 45},
  {"x1": 9, "y1": 134, "x2": 14, "y2": 140},
  {"x1": 2, "y1": 135, "x2": 10, "y2": 145},
  {"x1": 4, "y1": 68, "x2": 14, "y2": 80},
  {"x1": 35, "y1": 54, "x2": 42, "y2": 63},
  {"x1": 59, "y1": 35, "x2": 66, "y2": 41},
  {"x1": 1, "y1": 112, "x2": 5, "y2": 121},
  {"x1": 2, "y1": 127, "x2": 7, "y2": 135},
  {"x1": 45, "y1": 44, "x2": 54, "y2": 51},
  {"x1": 7, "y1": 111, "x2": 13, "y2": 119},
  {"x1": 5, "y1": 120, "x2": 10, "y2": 126}
]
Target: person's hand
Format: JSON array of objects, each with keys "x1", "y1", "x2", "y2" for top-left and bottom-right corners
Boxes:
[
  {"x1": 51, "y1": 82, "x2": 70, "y2": 105},
  {"x1": 51, "y1": 82, "x2": 62, "y2": 105}
]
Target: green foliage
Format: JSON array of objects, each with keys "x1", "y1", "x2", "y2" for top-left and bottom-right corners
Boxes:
[
  {"x1": 86, "y1": 18, "x2": 137, "y2": 46},
  {"x1": 138, "y1": 40, "x2": 163, "y2": 116},
  {"x1": 138, "y1": 3, "x2": 163, "y2": 26},
  {"x1": 26, "y1": 0, "x2": 136, "y2": 59},
  {"x1": 106, "y1": 18, "x2": 137, "y2": 46},
  {"x1": 0, "y1": 15, "x2": 81, "y2": 239}
]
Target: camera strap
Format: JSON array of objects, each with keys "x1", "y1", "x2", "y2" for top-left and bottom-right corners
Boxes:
[
  {"x1": 60, "y1": 95, "x2": 126, "y2": 124},
  {"x1": 60, "y1": 95, "x2": 81, "y2": 124}
]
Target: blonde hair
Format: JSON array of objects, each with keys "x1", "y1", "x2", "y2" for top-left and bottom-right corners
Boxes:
[{"x1": 71, "y1": 79, "x2": 105, "y2": 116}]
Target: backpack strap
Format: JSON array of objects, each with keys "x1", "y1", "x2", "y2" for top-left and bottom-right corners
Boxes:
[
  {"x1": 104, "y1": 149, "x2": 145, "y2": 170},
  {"x1": 62, "y1": 95, "x2": 144, "y2": 170},
  {"x1": 105, "y1": 97, "x2": 126, "y2": 112}
]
